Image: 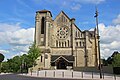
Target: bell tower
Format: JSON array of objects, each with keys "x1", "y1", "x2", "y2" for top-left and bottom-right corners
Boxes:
[{"x1": 35, "y1": 10, "x2": 52, "y2": 47}]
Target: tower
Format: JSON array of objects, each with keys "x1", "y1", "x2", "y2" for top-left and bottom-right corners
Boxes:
[{"x1": 35, "y1": 10, "x2": 52, "y2": 47}]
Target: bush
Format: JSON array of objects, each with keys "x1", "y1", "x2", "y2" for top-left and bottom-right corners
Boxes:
[{"x1": 113, "y1": 67, "x2": 120, "y2": 74}]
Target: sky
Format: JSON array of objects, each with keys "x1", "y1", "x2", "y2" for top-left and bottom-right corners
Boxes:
[{"x1": 0, "y1": 0, "x2": 120, "y2": 60}]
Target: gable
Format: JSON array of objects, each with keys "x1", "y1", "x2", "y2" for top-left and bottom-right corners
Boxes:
[{"x1": 54, "y1": 11, "x2": 70, "y2": 24}]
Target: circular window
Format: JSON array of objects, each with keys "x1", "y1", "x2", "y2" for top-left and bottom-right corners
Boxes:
[{"x1": 56, "y1": 26, "x2": 69, "y2": 39}]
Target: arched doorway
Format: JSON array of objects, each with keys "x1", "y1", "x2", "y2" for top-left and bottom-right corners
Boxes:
[{"x1": 56, "y1": 57, "x2": 67, "y2": 69}]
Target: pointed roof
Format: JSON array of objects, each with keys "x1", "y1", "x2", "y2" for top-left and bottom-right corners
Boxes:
[
  {"x1": 54, "y1": 11, "x2": 71, "y2": 20},
  {"x1": 51, "y1": 55, "x2": 74, "y2": 62}
]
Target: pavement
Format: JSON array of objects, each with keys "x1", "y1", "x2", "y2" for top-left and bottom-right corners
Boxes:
[
  {"x1": 0, "y1": 73, "x2": 96, "y2": 80},
  {"x1": 25, "y1": 70, "x2": 120, "y2": 80},
  {"x1": 0, "y1": 70, "x2": 120, "y2": 80}
]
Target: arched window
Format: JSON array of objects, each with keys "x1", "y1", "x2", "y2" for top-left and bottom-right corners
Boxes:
[
  {"x1": 62, "y1": 42, "x2": 64, "y2": 47},
  {"x1": 59, "y1": 42, "x2": 61, "y2": 47},
  {"x1": 41, "y1": 17, "x2": 45, "y2": 34},
  {"x1": 56, "y1": 40, "x2": 58, "y2": 47},
  {"x1": 76, "y1": 42, "x2": 78, "y2": 47},
  {"x1": 80, "y1": 41, "x2": 81, "y2": 46},
  {"x1": 68, "y1": 40, "x2": 69, "y2": 47},
  {"x1": 65, "y1": 41, "x2": 66, "y2": 47},
  {"x1": 78, "y1": 32, "x2": 80, "y2": 37},
  {"x1": 76, "y1": 31, "x2": 77, "y2": 37},
  {"x1": 41, "y1": 56, "x2": 42, "y2": 62}
]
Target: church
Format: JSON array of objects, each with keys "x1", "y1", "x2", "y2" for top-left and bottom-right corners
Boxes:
[{"x1": 32, "y1": 10, "x2": 100, "y2": 70}]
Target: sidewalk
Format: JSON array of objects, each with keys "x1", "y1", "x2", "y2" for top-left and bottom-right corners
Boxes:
[
  {"x1": 0, "y1": 73, "x2": 12, "y2": 75},
  {"x1": 21, "y1": 70, "x2": 120, "y2": 80}
]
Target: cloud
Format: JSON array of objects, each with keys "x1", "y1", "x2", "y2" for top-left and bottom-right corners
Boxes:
[
  {"x1": 98, "y1": 23, "x2": 120, "y2": 59},
  {"x1": 0, "y1": 23, "x2": 34, "y2": 59},
  {"x1": 113, "y1": 14, "x2": 120, "y2": 24},
  {"x1": 16, "y1": 0, "x2": 33, "y2": 10},
  {"x1": 0, "y1": 50, "x2": 9, "y2": 54},
  {"x1": 69, "y1": 0, "x2": 105, "y2": 4},
  {"x1": 71, "y1": 4, "x2": 81, "y2": 10},
  {"x1": 34, "y1": 0, "x2": 105, "y2": 4}
]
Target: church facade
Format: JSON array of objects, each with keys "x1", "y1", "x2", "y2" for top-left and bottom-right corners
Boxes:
[{"x1": 32, "y1": 10, "x2": 100, "y2": 70}]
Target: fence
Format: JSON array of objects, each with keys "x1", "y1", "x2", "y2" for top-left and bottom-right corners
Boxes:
[{"x1": 29, "y1": 70, "x2": 119, "y2": 80}]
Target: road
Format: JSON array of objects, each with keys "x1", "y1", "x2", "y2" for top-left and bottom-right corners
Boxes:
[{"x1": 0, "y1": 74, "x2": 94, "y2": 80}]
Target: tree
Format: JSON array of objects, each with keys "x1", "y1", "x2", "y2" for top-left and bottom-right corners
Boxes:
[
  {"x1": 0, "y1": 53, "x2": 4, "y2": 73},
  {"x1": 27, "y1": 43, "x2": 41, "y2": 68},
  {"x1": 0, "y1": 43, "x2": 41, "y2": 73},
  {"x1": 112, "y1": 54, "x2": 120, "y2": 67},
  {"x1": 0, "y1": 53, "x2": 4, "y2": 62},
  {"x1": 6, "y1": 56, "x2": 21, "y2": 73},
  {"x1": 1, "y1": 62, "x2": 9, "y2": 73}
]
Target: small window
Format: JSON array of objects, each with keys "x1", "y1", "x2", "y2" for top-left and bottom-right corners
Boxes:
[
  {"x1": 76, "y1": 31, "x2": 77, "y2": 37},
  {"x1": 59, "y1": 42, "x2": 61, "y2": 47},
  {"x1": 78, "y1": 32, "x2": 80, "y2": 37},
  {"x1": 62, "y1": 42, "x2": 64, "y2": 47},
  {"x1": 41, "y1": 56, "x2": 42, "y2": 62},
  {"x1": 80, "y1": 42, "x2": 81, "y2": 46},
  {"x1": 65, "y1": 42, "x2": 66, "y2": 47},
  {"x1": 56, "y1": 40, "x2": 58, "y2": 47},
  {"x1": 41, "y1": 17, "x2": 45, "y2": 34},
  {"x1": 68, "y1": 40, "x2": 69, "y2": 46},
  {"x1": 76, "y1": 42, "x2": 78, "y2": 47}
]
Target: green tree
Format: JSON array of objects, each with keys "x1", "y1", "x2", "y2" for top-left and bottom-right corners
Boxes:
[
  {"x1": 1, "y1": 61, "x2": 9, "y2": 72},
  {"x1": 0, "y1": 53, "x2": 4, "y2": 73},
  {"x1": 6, "y1": 56, "x2": 21, "y2": 73},
  {"x1": 112, "y1": 54, "x2": 120, "y2": 67},
  {"x1": 27, "y1": 43, "x2": 41, "y2": 68},
  {"x1": 0, "y1": 43, "x2": 41, "y2": 73},
  {"x1": 20, "y1": 54, "x2": 28, "y2": 73},
  {"x1": 0, "y1": 53, "x2": 4, "y2": 62}
]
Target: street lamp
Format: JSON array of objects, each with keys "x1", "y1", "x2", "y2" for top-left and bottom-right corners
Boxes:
[{"x1": 94, "y1": 7, "x2": 102, "y2": 79}]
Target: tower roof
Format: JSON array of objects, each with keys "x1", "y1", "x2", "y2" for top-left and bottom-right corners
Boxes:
[{"x1": 36, "y1": 9, "x2": 52, "y2": 17}]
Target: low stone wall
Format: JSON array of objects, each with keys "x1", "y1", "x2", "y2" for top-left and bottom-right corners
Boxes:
[
  {"x1": 102, "y1": 66, "x2": 113, "y2": 74},
  {"x1": 73, "y1": 66, "x2": 113, "y2": 74},
  {"x1": 74, "y1": 67, "x2": 99, "y2": 72}
]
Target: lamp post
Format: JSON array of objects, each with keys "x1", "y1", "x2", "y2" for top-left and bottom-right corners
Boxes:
[{"x1": 94, "y1": 7, "x2": 102, "y2": 79}]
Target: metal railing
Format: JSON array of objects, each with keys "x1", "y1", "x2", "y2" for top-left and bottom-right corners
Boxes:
[{"x1": 29, "y1": 70, "x2": 119, "y2": 80}]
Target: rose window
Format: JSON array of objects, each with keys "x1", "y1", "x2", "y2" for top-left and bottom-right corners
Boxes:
[{"x1": 56, "y1": 27, "x2": 69, "y2": 39}]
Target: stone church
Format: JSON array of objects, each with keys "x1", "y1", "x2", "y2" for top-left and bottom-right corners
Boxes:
[{"x1": 32, "y1": 10, "x2": 100, "y2": 70}]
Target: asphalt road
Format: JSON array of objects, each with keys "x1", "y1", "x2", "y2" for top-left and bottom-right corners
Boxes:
[{"x1": 0, "y1": 74, "x2": 95, "y2": 80}]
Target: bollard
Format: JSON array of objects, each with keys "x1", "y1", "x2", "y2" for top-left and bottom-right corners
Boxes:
[
  {"x1": 81, "y1": 71, "x2": 83, "y2": 78},
  {"x1": 114, "y1": 74, "x2": 116, "y2": 80},
  {"x1": 103, "y1": 72, "x2": 104, "y2": 79},
  {"x1": 62, "y1": 72, "x2": 64, "y2": 78},
  {"x1": 92, "y1": 72, "x2": 93, "y2": 79},
  {"x1": 37, "y1": 70, "x2": 39, "y2": 76},
  {"x1": 72, "y1": 72, "x2": 73, "y2": 78},
  {"x1": 53, "y1": 71, "x2": 55, "y2": 77},
  {"x1": 45, "y1": 71, "x2": 46, "y2": 77},
  {"x1": 31, "y1": 71, "x2": 32, "y2": 76}
]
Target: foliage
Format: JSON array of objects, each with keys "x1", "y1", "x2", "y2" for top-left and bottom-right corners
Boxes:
[
  {"x1": 112, "y1": 54, "x2": 120, "y2": 67},
  {"x1": 0, "y1": 53, "x2": 4, "y2": 62},
  {"x1": 27, "y1": 43, "x2": 41, "y2": 67},
  {"x1": 1, "y1": 61, "x2": 9, "y2": 72},
  {"x1": 1, "y1": 42, "x2": 41, "y2": 73}
]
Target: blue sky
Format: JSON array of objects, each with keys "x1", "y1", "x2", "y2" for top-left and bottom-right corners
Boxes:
[{"x1": 0, "y1": 0, "x2": 120, "y2": 60}]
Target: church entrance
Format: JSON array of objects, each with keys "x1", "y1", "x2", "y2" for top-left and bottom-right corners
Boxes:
[
  {"x1": 56, "y1": 57, "x2": 67, "y2": 69},
  {"x1": 51, "y1": 55, "x2": 74, "y2": 69}
]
